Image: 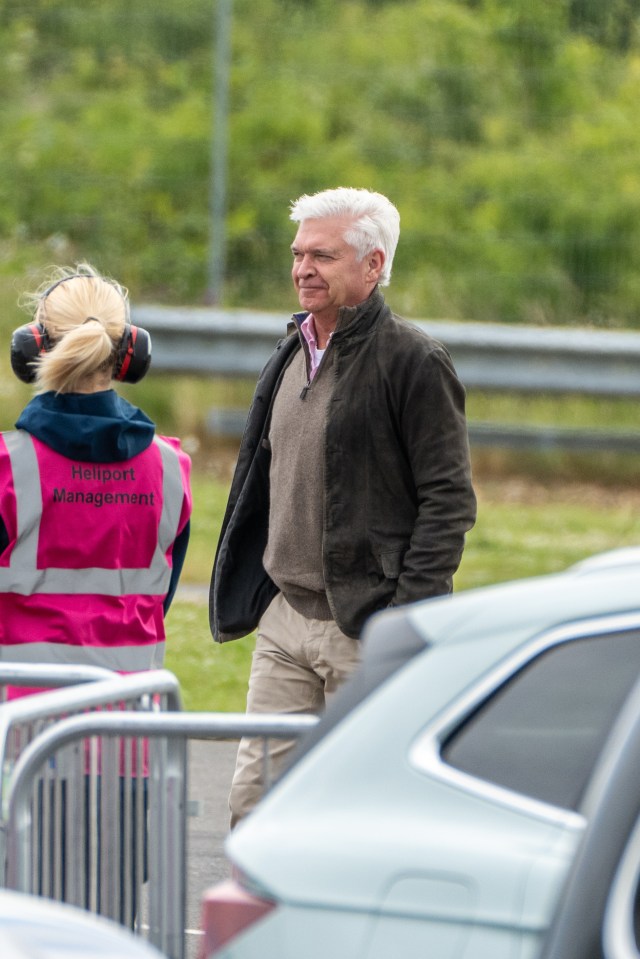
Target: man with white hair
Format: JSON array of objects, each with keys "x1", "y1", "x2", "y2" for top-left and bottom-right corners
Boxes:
[{"x1": 210, "y1": 187, "x2": 477, "y2": 825}]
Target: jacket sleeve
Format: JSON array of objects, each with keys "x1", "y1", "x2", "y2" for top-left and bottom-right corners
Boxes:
[
  {"x1": 163, "y1": 520, "x2": 190, "y2": 614},
  {"x1": 209, "y1": 334, "x2": 299, "y2": 641},
  {"x1": 392, "y1": 344, "x2": 477, "y2": 605},
  {"x1": 0, "y1": 437, "x2": 15, "y2": 559}
]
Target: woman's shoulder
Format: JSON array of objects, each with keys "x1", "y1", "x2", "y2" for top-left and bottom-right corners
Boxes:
[{"x1": 155, "y1": 434, "x2": 192, "y2": 471}]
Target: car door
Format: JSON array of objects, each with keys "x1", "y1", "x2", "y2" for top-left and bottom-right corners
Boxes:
[
  {"x1": 409, "y1": 616, "x2": 640, "y2": 959},
  {"x1": 537, "y1": 668, "x2": 640, "y2": 959}
]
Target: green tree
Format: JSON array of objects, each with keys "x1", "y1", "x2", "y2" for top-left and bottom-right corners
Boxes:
[{"x1": 3, "y1": 0, "x2": 640, "y2": 327}]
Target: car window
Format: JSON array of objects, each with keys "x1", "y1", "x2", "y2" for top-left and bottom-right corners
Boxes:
[{"x1": 441, "y1": 629, "x2": 640, "y2": 811}]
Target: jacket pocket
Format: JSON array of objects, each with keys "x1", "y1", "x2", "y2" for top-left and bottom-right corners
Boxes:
[{"x1": 379, "y1": 547, "x2": 405, "y2": 580}]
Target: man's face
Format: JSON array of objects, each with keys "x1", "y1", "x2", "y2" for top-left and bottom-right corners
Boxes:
[{"x1": 290, "y1": 216, "x2": 380, "y2": 326}]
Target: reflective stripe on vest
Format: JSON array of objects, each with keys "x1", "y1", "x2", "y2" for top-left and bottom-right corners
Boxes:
[
  {"x1": 0, "y1": 431, "x2": 184, "y2": 596},
  {"x1": 0, "y1": 639, "x2": 166, "y2": 671}
]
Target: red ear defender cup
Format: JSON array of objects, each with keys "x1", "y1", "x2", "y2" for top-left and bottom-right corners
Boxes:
[
  {"x1": 10, "y1": 323, "x2": 51, "y2": 383},
  {"x1": 113, "y1": 324, "x2": 152, "y2": 384},
  {"x1": 10, "y1": 321, "x2": 151, "y2": 385}
]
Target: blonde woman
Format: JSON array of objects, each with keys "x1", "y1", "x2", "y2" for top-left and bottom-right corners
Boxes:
[
  {"x1": 1, "y1": 263, "x2": 192, "y2": 685},
  {"x1": 1, "y1": 264, "x2": 193, "y2": 921}
]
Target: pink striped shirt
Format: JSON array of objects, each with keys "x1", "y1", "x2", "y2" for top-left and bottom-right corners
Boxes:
[{"x1": 300, "y1": 314, "x2": 332, "y2": 380}]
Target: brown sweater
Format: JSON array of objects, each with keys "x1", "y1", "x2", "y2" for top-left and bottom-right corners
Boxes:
[{"x1": 262, "y1": 347, "x2": 334, "y2": 620}]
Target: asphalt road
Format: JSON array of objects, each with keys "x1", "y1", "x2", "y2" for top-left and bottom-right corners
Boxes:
[
  {"x1": 146, "y1": 585, "x2": 241, "y2": 958},
  {"x1": 139, "y1": 736, "x2": 239, "y2": 959},
  {"x1": 184, "y1": 739, "x2": 238, "y2": 959}
]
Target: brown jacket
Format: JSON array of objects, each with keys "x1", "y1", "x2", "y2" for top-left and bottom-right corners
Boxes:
[{"x1": 209, "y1": 289, "x2": 477, "y2": 641}]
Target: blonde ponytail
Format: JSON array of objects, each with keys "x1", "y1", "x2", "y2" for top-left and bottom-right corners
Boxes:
[{"x1": 28, "y1": 264, "x2": 129, "y2": 394}]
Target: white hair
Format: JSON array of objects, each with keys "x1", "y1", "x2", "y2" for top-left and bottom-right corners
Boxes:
[{"x1": 289, "y1": 187, "x2": 400, "y2": 286}]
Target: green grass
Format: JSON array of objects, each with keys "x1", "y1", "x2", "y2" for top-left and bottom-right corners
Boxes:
[
  {"x1": 456, "y1": 479, "x2": 640, "y2": 588},
  {"x1": 164, "y1": 469, "x2": 640, "y2": 711},
  {"x1": 163, "y1": 468, "x2": 256, "y2": 711},
  {"x1": 466, "y1": 392, "x2": 640, "y2": 431},
  {"x1": 164, "y1": 603, "x2": 254, "y2": 712}
]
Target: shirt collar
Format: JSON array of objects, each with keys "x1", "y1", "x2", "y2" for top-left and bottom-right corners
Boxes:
[{"x1": 300, "y1": 313, "x2": 332, "y2": 349}]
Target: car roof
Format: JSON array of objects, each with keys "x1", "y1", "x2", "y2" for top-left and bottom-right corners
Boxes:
[
  {"x1": 0, "y1": 889, "x2": 166, "y2": 959},
  {"x1": 397, "y1": 548, "x2": 640, "y2": 653},
  {"x1": 567, "y1": 546, "x2": 640, "y2": 574}
]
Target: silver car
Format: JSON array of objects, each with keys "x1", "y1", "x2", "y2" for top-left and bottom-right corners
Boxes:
[
  {"x1": 0, "y1": 888, "x2": 166, "y2": 959},
  {"x1": 201, "y1": 548, "x2": 640, "y2": 958}
]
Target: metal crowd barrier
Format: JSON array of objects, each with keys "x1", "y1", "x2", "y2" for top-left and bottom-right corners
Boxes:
[
  {"x1": 0, "y1": 671, "x2": 182, "y2": 933},
  {"x1": 4, "y1": 710, "x2": 319, "y2": 959},
  {"x1": 0, "y1": 668, "x2": 182, "y2": 792},
  {"x1": 0, "y1": 662, "x2": 118, "y2": 810},
  {"x1": 0, "y1": 663, "x2": 115, "y2": 703}
]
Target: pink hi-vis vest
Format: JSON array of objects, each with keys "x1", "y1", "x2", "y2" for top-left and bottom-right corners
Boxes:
[{"x1": 0, "y1": 430, "x2": 192, "y2": 673}]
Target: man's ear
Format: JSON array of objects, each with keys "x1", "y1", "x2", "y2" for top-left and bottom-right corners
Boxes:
[{"x1": 367, "y1": 249, "x2": 385, "y2": 282}]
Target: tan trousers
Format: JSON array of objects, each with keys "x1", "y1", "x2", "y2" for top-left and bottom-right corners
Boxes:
[{"x1": 229, "y1": 592, "x2": 361, "y2": 827}]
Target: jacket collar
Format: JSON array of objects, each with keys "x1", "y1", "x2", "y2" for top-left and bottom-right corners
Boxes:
[{"x1": 287, "y1": 287, "x2": 386, "y2": 340}]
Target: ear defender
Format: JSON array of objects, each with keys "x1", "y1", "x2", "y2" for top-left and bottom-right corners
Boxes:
[
  {"x1": 113, "y1": 323, "x2": 152, "y2": 383},
  {"x1": 10, "y1": 272, "x2": 151, "y2": 386},
  {"x1": 10, "y1": 323, "x2": 51, "y2": 384},
  {"x1": 10, "y1": 320, "x2": 152, "y2": 385}
]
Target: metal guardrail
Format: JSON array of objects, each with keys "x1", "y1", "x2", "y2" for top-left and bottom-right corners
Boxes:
[
  {"x1": 133, "y1": 304, "x2": 640, "y2": 397},
  {"x1": 205, "y1": 409, "x2": 640, "y2": 455},
  {"x1": 133, "y1": 305, "x2": 640, "y2": 454},
  {"x1": 5, "y1": 710, "x2": 319, "y2": 959},
  {"x1": 468, "y1": 422, "x2": 640, "y2": 455}
]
